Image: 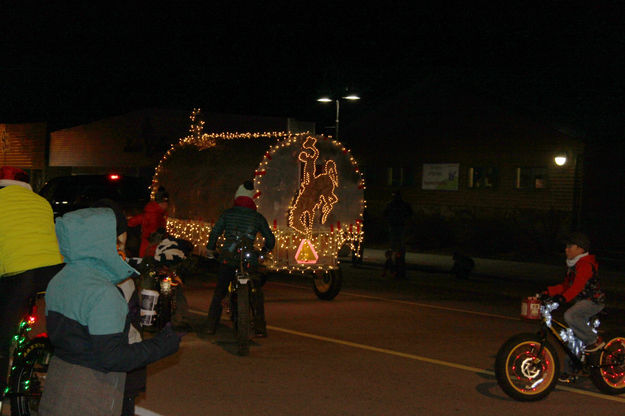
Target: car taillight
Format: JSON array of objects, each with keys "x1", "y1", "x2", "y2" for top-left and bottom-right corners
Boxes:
[{"x1": 108, "y1": 174, "x2": 121, "y2": 181}]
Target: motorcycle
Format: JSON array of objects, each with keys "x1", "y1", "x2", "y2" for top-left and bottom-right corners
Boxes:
[
  {"x1": 219, "y1": 235, "x2": 267, "y2": 356},
  {"x1": 495, "y1": 295, "x2": 625, "y2": 401},
  {"x1": 139, "y1": 265, "x2": 180, "y2": 331},
  {"x1": 1, "y1": 292, "x2": 52, "y2": 416}
]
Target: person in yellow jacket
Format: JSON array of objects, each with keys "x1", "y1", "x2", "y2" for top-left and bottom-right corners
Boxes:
[{"x1": 0, "y1": 166, "x2": 64, "y2": 397}]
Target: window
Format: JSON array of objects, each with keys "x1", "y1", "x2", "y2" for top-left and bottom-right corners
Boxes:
[
  {"x1": 467, "y1": 167, "x2": 498, "y2": 189},
  {"x1": 515, "y1": 167, "x2": 548, "y2": 189},
  {"x1": 386, "y1": 166, "x2": 415, "y2": 187}
]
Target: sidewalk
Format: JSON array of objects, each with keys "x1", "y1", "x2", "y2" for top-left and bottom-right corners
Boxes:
[{"x1": 350, "y1": 248, "x2": 625, "y2": 297}]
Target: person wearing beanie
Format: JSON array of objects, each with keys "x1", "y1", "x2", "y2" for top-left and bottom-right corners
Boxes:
[
  {"x1": 0, "y1": 166, "x2": 64, "y2": 397},
  {"x1": 200, "y1": 180, "x2": 275, "y2": 338},
  {"x1": 542, "y1": 232, "x2": 606, "y2": 382},
  {"x1": 128, "y1": 186, "x2": 169, "y2": 257}
]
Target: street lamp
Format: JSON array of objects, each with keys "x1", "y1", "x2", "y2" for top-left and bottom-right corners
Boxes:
[
  {"x1": 317, "y1": 93, "x2": 360, "y2": 140},
  {"x1": 554, "y1": 153, "x2": 568, "y2": 166}
]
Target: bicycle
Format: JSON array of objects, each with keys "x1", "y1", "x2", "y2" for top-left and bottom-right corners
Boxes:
[
  {"x1": 1, "y1": 292, "x2": 52, "y2": 416},
  {"x1": 495, "y1": 295, "x2": 625, "y2": 401}
]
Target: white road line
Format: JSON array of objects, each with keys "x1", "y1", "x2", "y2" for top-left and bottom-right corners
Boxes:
[
  {"x1": 188, "y1": 305, "x2": 625, "y2": 404},
  {"x1": 135, "y1": 406, "x2": 165, "y2": 416},
  {"x1": 269, "y1": 281, "x2": 519, "y2": 320}
]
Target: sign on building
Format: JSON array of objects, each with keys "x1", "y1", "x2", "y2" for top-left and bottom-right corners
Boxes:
[{"x1": 422, "y1": 163, "x2": 459, "y2": 191}]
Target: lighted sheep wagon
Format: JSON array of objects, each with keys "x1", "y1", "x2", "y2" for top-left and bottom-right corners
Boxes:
[{"x1": 153, "y1": 111, "x2": 365, "y2": 300}]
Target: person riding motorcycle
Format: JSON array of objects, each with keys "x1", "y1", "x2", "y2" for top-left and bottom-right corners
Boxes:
[{"x1": 200, "y1": 180, "x2": 275, "y2": 337}]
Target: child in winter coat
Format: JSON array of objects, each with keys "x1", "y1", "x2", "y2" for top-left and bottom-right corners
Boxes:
[{"x1": 544, "y1": 232, "x2": 605, "y2": 353}]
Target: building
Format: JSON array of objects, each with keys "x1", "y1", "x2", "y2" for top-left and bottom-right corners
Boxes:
[
  {"x1": 343, "y1": 87, "x2": 585, "y2": 259},
  {"x1": 0, "y1": 122, "x2": 48, "y2": 188},
  {"x1": 47, "y1": 108, "x2": 314, "y2": 179}
]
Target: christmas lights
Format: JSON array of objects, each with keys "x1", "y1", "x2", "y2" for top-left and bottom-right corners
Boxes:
[{"x1": 153, "y1": 109, "x2": 366, "y2": 273}]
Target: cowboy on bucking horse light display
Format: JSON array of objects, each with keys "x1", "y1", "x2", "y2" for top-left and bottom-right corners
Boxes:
[{"x1": 288, "y1": 136, "x2": 339, "y2": 237}]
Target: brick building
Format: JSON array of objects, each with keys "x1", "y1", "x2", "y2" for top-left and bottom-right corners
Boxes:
[
  {"x1": 48, "y1": 108, "x2": 314, "y2": 179},
  {"x1": 0, "y1": 122, "x2": 48, "y2": 188},
  {"x1": 343, "y1": 88, "x2": 585, "y2": 259}
]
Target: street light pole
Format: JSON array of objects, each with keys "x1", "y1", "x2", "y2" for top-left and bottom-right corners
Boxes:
[
  {"x1": 317, "y1": 93, "x2": 359, "y2": 141},
  {"x1": 335, "y1": 99, "x2": 340, "y2": 140}
]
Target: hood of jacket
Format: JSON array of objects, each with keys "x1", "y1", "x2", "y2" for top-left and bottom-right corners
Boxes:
[{"x1": 55, "y1": 208, "x2": 136, "y2": 283}]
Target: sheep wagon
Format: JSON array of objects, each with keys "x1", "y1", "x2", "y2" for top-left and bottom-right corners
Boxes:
[{"x1": 153, "y1": 111, "x2": 365, "y2": 300}]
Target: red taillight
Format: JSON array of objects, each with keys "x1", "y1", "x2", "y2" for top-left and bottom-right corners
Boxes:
[{"x1": 108, "y1": 174, "x2": 121, "y2": 181}]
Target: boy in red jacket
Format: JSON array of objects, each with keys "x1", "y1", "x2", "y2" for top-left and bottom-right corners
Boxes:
[{"x1": 545, "y1": 232, "x2": 605, "y2": 356}]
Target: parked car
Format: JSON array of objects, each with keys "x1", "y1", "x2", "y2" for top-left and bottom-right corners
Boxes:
[{"x1": 39, "y1": 174, "x2": 152, "y2": 256}]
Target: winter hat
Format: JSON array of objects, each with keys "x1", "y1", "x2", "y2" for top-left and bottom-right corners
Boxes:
[
  {"x1": 154, "y1": 186, "x2": 169, "y2": 202},
  {"x1": 0, "y1": 166, "x2": 29, "y2": 182},
  {"x1": 564, "y1": 232, "x2": 591, "y2": 252},
  {"x1": 92, "y1": 198, "x2": 128, "y2": 237},
  {"x1": 234, "y1": 180, "x2": 255, "y2": 199}
]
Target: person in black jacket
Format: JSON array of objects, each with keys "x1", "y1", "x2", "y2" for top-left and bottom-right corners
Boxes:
[{"x1": 200, "y1": 180, "x2": 275, "y2": 337}]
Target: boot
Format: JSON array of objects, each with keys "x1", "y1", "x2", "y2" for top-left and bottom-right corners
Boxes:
[
  {"x1": 253, "y1": 290, "x2": 267, "y2": 337},
  {"x1": 201, "y1": 303, "x2": 222, "y2": 335}
]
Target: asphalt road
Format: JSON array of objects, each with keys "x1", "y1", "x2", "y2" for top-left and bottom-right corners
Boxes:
[{"x1": 133, "y1": 263, "x2": 625, "y2": 416}]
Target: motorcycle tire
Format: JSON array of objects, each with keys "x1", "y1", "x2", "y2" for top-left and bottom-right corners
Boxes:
[
  {"x1": 10, "y1": 337, "x2": 53, "y2": 416},
  {"x1": 495, "y1": 333, "x2": 559, "y2": 401},
  {"x1": 236, "y1": 283, "x2": 251, "y2": 356},
  {"x1": 313, "y1": 269, "x2": 342, "y2": 300},
  {"x1": 590, "y1": 332, "x2": 625, "y2": 395}
]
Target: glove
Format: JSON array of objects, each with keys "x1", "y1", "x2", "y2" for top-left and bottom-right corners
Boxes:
[
  {"x1": 538, "y1": 291, "x2": 550, "y2": 301},
  {"x1": 153, "y1": 322, "x2": 181, "y2": 356},
  {"x1": 552, "y1": 294, "x2": 566, "y2": 305}
]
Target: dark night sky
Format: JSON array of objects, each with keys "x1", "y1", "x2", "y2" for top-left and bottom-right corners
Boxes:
[{"x1": 2, "y1": 3, "x2": 624, "y2": 137}]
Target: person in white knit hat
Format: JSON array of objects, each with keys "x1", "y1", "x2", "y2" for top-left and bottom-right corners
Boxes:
[{"x1": 200, "y1": 180, "x2": 275, "y2": 341}]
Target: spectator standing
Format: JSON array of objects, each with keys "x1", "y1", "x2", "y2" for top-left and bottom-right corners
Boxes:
[
  {"x1": 0, "y1": 166, "x2": 64, "y2": 397},
  {"x1": 40, "y1": 207, "x2": 180, "y2": 416}
]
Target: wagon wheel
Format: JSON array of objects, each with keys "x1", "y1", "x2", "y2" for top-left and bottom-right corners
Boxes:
[{"x1": 312, "y1": 268, "x2": 343, "y2": 300}]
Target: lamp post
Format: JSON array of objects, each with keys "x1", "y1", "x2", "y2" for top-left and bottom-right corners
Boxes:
[{"x1": 317, "y1": 94, "x2": 360, "y2": 140}]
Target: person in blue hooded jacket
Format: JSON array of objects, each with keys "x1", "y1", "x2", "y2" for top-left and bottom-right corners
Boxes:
[{"x1": 39, "y1": 208, "x2": 180, "y2": 416}]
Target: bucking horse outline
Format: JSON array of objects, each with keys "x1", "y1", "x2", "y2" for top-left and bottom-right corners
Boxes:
[{"x1": 288, "y1": 136, "x2": 339, "y2": 236}]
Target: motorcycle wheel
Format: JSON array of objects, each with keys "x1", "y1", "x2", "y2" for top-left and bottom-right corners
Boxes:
[
  {"x1": 495, "y1": 333, "x2": 559, "y2": 401},
  {"x1": 10, "y1": 337, "x2": 53, "y2": 416},
  {"x1": 236, "y1": 283, "x2": 251, "y2": 356},
  {"x1": 312, "y1": 269, "x2": 342, "y2": 300},
  {"x1": 590, "y1": 332, "x2": 625, "y2": 394}
]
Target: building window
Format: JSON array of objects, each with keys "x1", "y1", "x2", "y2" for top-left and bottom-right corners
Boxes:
[
  {"x1": 386, "y1": 166, "x2": 414, "y2": 187},
  {"x1": 515, "y1": 167, "x2": 548, "y2": 189},
  {"x1": 467, "y1": 167, "x2": 498, "y2": 189}
]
